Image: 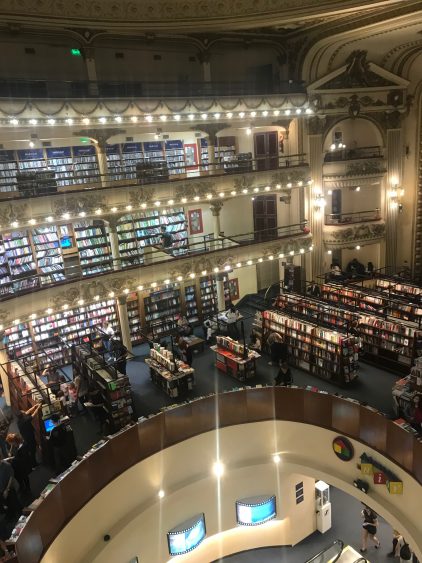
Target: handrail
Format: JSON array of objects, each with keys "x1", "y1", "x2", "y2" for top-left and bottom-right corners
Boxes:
[
  {"x1": 0, "y1": 78, "x2": 307, "y2": 98},
  {"x1": 324, "y1": 145, "x2": 383, "y2": 163},
  {"x1": 305, "y1": 540, "x2": 344, "y2": 563},
  {"x1": 325, "y1": 209, "x2": 381, "y2": 225},
  {"x1": 0, "y1": 221, "x2": 309, "y2": 303},
  {"x1": 0, "y1": 152, "x2": 309, "y2": 200},
  {"x1": 14, "y1": 387, "x2": 422, "y2": 563}
]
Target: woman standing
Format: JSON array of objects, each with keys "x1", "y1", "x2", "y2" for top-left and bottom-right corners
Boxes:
[{"x1": 360, "y1": 505, "x2": 380, "y2": 552}]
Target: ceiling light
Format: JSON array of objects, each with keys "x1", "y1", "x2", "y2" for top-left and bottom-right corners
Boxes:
[
  {"x1": 78, "y1": 211, "x2": 86, "y2": 217},
  {"x1": 66, "y1": 118, "x2": 74, "y2": 125},
  {"x1": 151, "y1": 282, "x2": 157, "y2": 288},
  {"x1": 273, "y1": 110, "x2": 280, "y2": 116},
  {"x1": 46, "y1": 308, "x2": 53, "y2": 314},
  {"x1": 247, "y1": 260, "x2": 252, "y2": 266},
  {"x1": 258, "y1": 258, "x2": 263, "y2": 263},
  {"x1": 136, "y1": 286, "x2": 143, "y2": 291},
  {"x1": 279, "y1": 253, "x2": 284, "y2": 258},
  {"x1": 254, "y1": 187, "x2": 259, "y2": 193},
  {"x1": 29, "y1": 119, "x2": 37, "y2": 125},
  {"x1": 164, "y1": 279, "x2": 170, "y2": 285},
  {"x1": 158, "y1": 489, "x2": 165, "y2": 499},
  {"x1": 201, "y1": 113, "x2": 208, "y2": 119},
  {"x1": 265, "y1": 186, "x2": 270, "y2": 191},
  {"x1": 236, "y1": 262, "x2": 241, "y2": 268},
  {"x1": 177, "y1": 276, "x2": 183, "y2": 281},
  {"x1": 130, "y1": 116, "x2": 138, "y2": 123},
  {"x1": 126, "y1": 205, "x2": 132, "y2": 211},
  {"x1": 154, "y1": 201, "x2": 161, "y2": 206},
  {"x1": 246, "y1": 128, "x2": 252, "y2": 135},
  {"x1": 111, "y1": 207, "x2": 118, "y2": 213},
  {"x1": 194, "y1": 196, "x2": 199, "y2": 201},
  {"x1": 95, "y1": 208, "x2": 102, "y2": 215},
  {"x1": 168, "y1": 199, "x2": 174, "y2": 205},
  {"x1": 289, "y1": 250, "x2": 294, "y2": 256},
  {"x1": 160, "y1": 115, "x2": 167, "y2": 121},
  {"x1": 268, "y1": 255, "x2": 274, "y2": 260},
  {"x1": 113, "y1": 116, "x2": 121, "y2": 123},
  {"x1": 189, "y1": 273, "x2": 196, "y2": 279},
  {"x1": 145, "y1": 115, "x2": 153, "y2": 122},
  {"x1": 276, "y1": 184, "x2": 281, "y2": 189},
  {"x1": 262, "y1": 110, "x2": 268, "y2": 116},
  {"x1": 28, "y1": 141, "x2": 35, "y2": 149},
  {"x1": 201, "y1": 270, "x2": 207, "y2": 276},
  {"x1": 327, "y1": 190, "x2": 333, "y2": 195},
  {"x1": 10, "y1": 118, "x2": 18, "y2": 125},
  {"x1": 285, "y1": 109, "x2": 291, "y2": 116},
  {"x1": 239, "y1": 111, "x2": 245, "y2": 118},
  {"x1": 300, "y1": 248, "x2": 305, "y2": 254},
  {"x1": 94, "y1": 295, "x2": 99, "y2": 301},
  {"x1": 174, "y1": 114, "x2": 181, "y2": 121},
  {"x1": 123, "y1": 288, "x2": 129, "y2": 294},
  {"x1": 231, "y1": 190, "x2": 236, "y2": 196},
  {"x1": 287, "y1": 183, "x2": 292, "y2": 188},
  {"x1": 13, "y1": 319, "x2": 20, "y2": 326},
  {"x1": 82, "y1": 117, "x2": 90, "y2": 125},
  {"x1": 45, "y1": 216, "x2": 54, "y2": 223},
  {"x1": 296, "y1": 109, "x2": 302, "y2": 115},
  {"x1": 213, "y1": 461, "x2": 225, "y2": 477},
  {"x1": 62, "y1": 213, "x2": 70, "y2": 220},
  {"x1": 28, "y1": 218, "x2": 36, "y2": 225},
  {"x1": 213, "y1": 267, "x2": 219, "y2": 273},
  {"x1": 327, "y1": 250, "x2": 332, "y2": 255},
  {"x1": 206, "y1": 193, "x2": 213, "y2": 200},
  {"x1": 356, "y1": 245, "x2": 361, "y2": 250},
  {"x1": 273, "y1": 454, "x2": 281, "y2": 464},
  {"x1": 355, "y1": 186, "x2": 361, "y2": 192},
  {"x1": 47, "y1": 118, "x2": 56, "y2": 125},
  {"x1": 99, "y1": 117, "x2": 107, "y2": 124},
  {"x1": 214, "y1": 113, "x2": 220, "y2": 119},
  {"x1": 226, "y1": 112, "x2": 233, "y2": 118},
  {"x1": 11, "y1": 220, "x2": 19, "y2": 228},
  {"x1": 141, "y1": 203, "x2": 147, "y2": 209},
  {"x1": 305, "y1": 108, "x2": 313, "y2": 114},
  {"x1": 242, "y1": 189, "x2": 248, "y2": 194},
  {"x1": 30, "y1": 313, "x2": 37, "y2": 320},
  {"x1": 188, "y1": 114, "x2": 194, "y2": 120},
  {"x1": 250, "y1": 111, "x2": 256, "y2": 117},
  {"x1": 181, "y1": 197, "x2": 187, "y2": 203},
  {"x1": 219, "y1": 192, "x2": 224, "y2": 198},
  {"x1": 63, "y1": 304, "x2": 69, "y2": 310}
]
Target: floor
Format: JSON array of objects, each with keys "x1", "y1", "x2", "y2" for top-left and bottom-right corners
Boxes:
[{"x1": 8, "y1": 304, "x2": 402, "y2": 557}]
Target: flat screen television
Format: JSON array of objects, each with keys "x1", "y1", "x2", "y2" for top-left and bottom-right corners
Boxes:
[
  {"x1": 60, "y1": 236, "x2": 72, "y2": 248},
  {"x1": 236, "y1": 495, "x2": 277, "y2": 526},
  {"x1": 167, "y1": 513, "x2": 206, "y2": 555},
  {"x1": 43, "y1": 418, "x2": 55, "y2": 433}
]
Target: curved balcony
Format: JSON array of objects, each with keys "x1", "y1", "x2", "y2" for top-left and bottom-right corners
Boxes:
[
  {"x1": 324, "y1": 146, "x2": 383, "y2": 164},
  {"x1": 323, "y1": 219, "x2": 385, "y2": 248},
  {"x1": 15, "y1": 387, "x2": 422, "y2": 563}
]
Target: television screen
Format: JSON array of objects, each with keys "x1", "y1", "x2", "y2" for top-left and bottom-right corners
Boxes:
[
  {"x1": 236, "y1": 495, "x2": 277, "y2": 526},
  {"x1": 60, "y1": 236, "x2": 72, "y2": 248},
  {"x1": 43, "y1": 418, "x2": 55, "y2": 433},
  {"x1": 167, "y1": 513, "x2": 206, "y2": 555}
]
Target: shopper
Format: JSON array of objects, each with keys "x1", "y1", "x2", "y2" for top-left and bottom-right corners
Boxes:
[
  {"x1": 85, "y1": 385, "x2": 108, "y2": 434},
  {"x1": 67, "y1": 383, "x2": 79, "y2": 416},
  {"x1": 101, "y1": 321, "x2": 115, "y2": 353},
  {"x1": 400, "y1": 539, "x2": 412, "y2": 563},
  {"x1": 47, "y1": 414, "x2": 68, "y2": 474},
  {"x1": 367, "y1": 261, "x2": 375, "y2": 277},
  {"x1": 5, "y1": 434, "x2": 31, "y2": 493},
  {"x1": 267, "y1": 332, "x2": 288, "y2": 366},
  {"x1": 307, "y1": 281, "x2": 321, "y2": 298},
  {"x1": 408, "y1": 395, "x2": 422, "y2": 432},
  {"x1": 0, "y1": 459, "x2": 20, "y2": 520},
  {"x1": 177, "y1": 315, "x2": 192, "y2": 336},
  {"x1": 360, "y1": 505, "x2": 380, "y2": 552},
  {"x1": 346, "y1": 257, "x2": 365, "y2": 279},
  {"x1": 0, "y1": 409, "x2": 11, "y2": 459},
  {"x1": 249, "y1": 332, "x2": 261, "y2": 352},
  {"x1": 178, "y1": 338, "x2": 193, "y2": 367},
  {"x1": 274, "y1": 361, "x2": 292, "y2": 386},
  {"x1": 17, "y1": 403, "x2": 41, "y2": 468},
  {"x1": 388, "y1": 530, "x2": 403, "y2": 557},
  {"x1": 42, "y1": 364, "x2": 60, "y2": 395},
  {"x1": 74, "y1": 372, "x2": 89, "y2": 412},
  {"x1": 225, "y1": 304, "x2": 240, "y2": 338},
  {"x1": 161, "y1": 225, "x2": 173, "y2": 250},
  {"x1": 111, "y1": 336, "x2": 128, "y2": 375}
]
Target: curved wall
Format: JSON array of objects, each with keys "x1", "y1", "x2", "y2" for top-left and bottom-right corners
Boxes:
[{"x1": 15, "y1": 388, "x2": 422, "y2": 563}]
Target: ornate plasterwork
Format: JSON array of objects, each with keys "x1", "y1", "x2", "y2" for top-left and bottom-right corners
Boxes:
[
  {"x1": 52, "y1": 194, "x2": 107, "y2": 216},
  {"x1": 323, "y1": 174, "x2": 383, "y2": 189},
  {"x1": 324, "y1": 221, "x2": 385, "y2": 247},
  {"x1": 0, "y1": 203, "x2": 28, "y2": 225},
  {"x1": 174, "y1": 180, "x2": 216, "y2": 200},
  {"x1": 346, "y1": 160, "x2": 385, "y2": 176},
  {"x1": 129, "y1": 186, "x2": 156, "y2": 207}
]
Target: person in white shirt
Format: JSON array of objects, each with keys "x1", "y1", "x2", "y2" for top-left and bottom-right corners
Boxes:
[{"x1": 102, "y1": 321, "x2": 115, "y2": 353}]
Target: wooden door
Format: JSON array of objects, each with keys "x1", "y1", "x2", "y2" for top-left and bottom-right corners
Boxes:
[
  {"x1": 254, "y1": 131, "x2": 278, "y2": 171},
  {"x1": 253, "y1": 195, "x2": 277, "y2": 241}
]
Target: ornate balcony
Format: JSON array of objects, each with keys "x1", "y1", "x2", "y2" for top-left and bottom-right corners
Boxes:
[
  {"x1": 323, "y1": 219, "x2": 385, "y2": 248},
  {"x1": 325, "y1": 209, "x2": 381, "y2": 225}
]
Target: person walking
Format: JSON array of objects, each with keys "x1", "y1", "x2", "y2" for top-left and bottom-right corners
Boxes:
[
  {"x1": 360, "y1": 505, "x2": 380, "y2": 553},
  {"x1": 267, "y1": 332, "x2": 287, "y2": 366},
  {"x1": 17, "y1": 403, "x2": 41, "y2": 468},
  {"x1": 399, "y1": 539, "x2": 413, "y2": 563},
  {"x1": 274, "y1": 361, "x2": 292, "y2": 386}
]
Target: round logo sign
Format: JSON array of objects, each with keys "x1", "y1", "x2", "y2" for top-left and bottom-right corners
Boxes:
[{"x1": 332, "y1": 436, "x2": 354, "y2": 461}]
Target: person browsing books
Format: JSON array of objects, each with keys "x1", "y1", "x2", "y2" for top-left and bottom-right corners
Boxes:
[{"x1": 274, "y1": 361, "x2": 292, "y2": 386}]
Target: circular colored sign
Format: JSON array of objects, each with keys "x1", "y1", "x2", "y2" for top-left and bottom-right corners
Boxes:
[{"x1": 332, "y1": 436, "x2": 354, "y2": 461}]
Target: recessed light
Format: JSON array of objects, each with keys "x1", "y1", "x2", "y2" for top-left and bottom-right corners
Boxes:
[{"x1": 212, "y1": 461, "x2": 224, "y2": 477}]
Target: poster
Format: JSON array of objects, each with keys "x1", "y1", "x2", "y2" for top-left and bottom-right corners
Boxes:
[{"x1": 188, "y1": 209, "x2": 203, "y2": 234}]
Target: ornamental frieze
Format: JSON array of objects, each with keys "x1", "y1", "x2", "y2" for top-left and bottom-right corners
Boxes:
[
  {"x1": 53, "y1": 195, "x2": 107, "y2": 216},
  {"x1": 0, "y1": 203, "x2": 28, "y2": 225},
  {"x1": 324, "y1": 222, "x2": 385, "y2": 246}
]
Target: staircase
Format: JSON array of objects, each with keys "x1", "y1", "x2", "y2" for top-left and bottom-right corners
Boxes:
[{"x1": 236, "y1": 291, "x2": 267, "y2": 311}]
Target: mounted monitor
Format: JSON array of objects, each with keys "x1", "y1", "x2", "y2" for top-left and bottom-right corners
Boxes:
[
  {"x1": 236, "y1": 495, "x2": 277, "y2": 526},
  {"x1": 167, "y1": 513, "x2": 206, "y2": 556}
]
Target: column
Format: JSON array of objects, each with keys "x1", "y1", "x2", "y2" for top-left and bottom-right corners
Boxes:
[
  {"x1": 84, "y1": 48, "x2": 99, "y2": 96},
  {"x1": 307, "y1": 119, "x2": 325, "y2": 281},
  {"x1": 105, "y1": 218, "x2": 121, "y2": 271},
  {"x1": 95, "y1": 136, "x2": 109, "y2": 188},
  {"x1": 216, "y1": 276, "x2": 226, "y2": 311},
  {"x1": 117, "y1": 295, "x2": 133, "y2": 353},
  {"x1": 210, "y1": 201, "x2": 223, "y2": 249},
  {"x1": 0, "y1": 342, "x2": 10, "y2": 406},
  {"x1": 198, "y1": 50, "x2": 211, "y2": 84},
  {"x1": 199, "y1": 124, "x2": 228, "y2": 176},
  {"x1": 385, "y1": 126, "x2": 403, "y2": 271}
]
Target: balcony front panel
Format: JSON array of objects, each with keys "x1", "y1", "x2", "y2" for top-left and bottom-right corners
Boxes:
[{"x1": 323, "y1": 220, "x2": 385, "y2": 248}]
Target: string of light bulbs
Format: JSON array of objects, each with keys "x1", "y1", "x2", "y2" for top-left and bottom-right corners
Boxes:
[{"x1": 3, "y1": 244, "x2": 313, "y2": 330}]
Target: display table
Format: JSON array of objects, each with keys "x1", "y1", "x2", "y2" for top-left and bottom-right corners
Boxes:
[
  {"x1": 210, "y1": 336, "x2": 260, "y2": 381},
  {"x1": 183, "y1": 335, "x2": 205, "y2": 354},
  {"x1": 145, "y1": 346, "x2": 194, "y2": 397}
]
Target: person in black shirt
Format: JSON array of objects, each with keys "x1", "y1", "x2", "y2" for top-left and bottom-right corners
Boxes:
[
  {"x1": 17, "y1": 403, "x2": 41, "y2": 468},
  {"x1": 161, "y1": 225, "x2": 173, "y2": 250},
  {"x1": 48, "y1": 415, "x2": 68, "y2": 474},
  {"x1": 274, "y1": 361, "x2": 293, "y2": 386},
  {"x1": 111, "y1": 337, "x2": 128, "y2": 375},
  {"x1": 5, "y1": 434, "x2": 31, "y2": 493},
  {"x1": 307, "y1": 281, "x2": 321, "y2": 298}
]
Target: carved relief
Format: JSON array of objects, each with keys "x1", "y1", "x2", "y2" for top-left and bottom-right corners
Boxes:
[
  {"x1": 233, "y1": 176, "x2": 255, "y2": 192},
  {"x1": 324, "y1": 222, "x2": 385, "y2": 245},
  {"x1": 346, "y1": 160, "x2": 384, "y2": 175},
  {"x1": 271, "y1": 169, "x2": 309, "y2": 186},
  {"x1": 174, "y1": 180, "x2": 216, "y2": 199},
  {"x1": 53, "y1": 195, "x2": 106, "y2": 215},
  {"x1": 0, "y1": 203, "x2": 28, "y2": 225},
  {"x1": 129, "y1": 186, "x2": 156, "y2": 206}
]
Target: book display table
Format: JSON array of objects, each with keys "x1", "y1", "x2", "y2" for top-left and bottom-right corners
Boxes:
[
  {"x1": 145, "y1": 346, "x2": 194, "y2": 397},
  {"x1": 211, "y1": 336, "x2": 260, "y2": 381}
]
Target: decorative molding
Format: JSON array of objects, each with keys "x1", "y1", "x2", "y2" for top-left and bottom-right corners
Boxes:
[
  {"x1": 210, "y1": 201, "x2": 224, "y2": 217},
  {"x1": 128, "y1": 186, "x2": 156, "y2": 207},
  {"x1": 233, "y1": 176, "x2": 255, "y2": 192},
  {"x1": 52, "y1": 195, "x2": 106, "y2": 216},
  {"x1": 346, "y1": 160, "x2": 386, "y2": 176},
  {"x1": 174, "y1": 180, "x2": 216, "y2": 200},
  {"x1": 0, "y1": 203, "x2": 28, "y2": 225},
  {"x1": 323, "y1": 174, "x2": 384, "y2": 189},
  {"x1": 324, "y1": 221, "x2": 385, "y2": 246},
  {"x1": 271, "y1": 168, "x2": 310, "y2": 185}
]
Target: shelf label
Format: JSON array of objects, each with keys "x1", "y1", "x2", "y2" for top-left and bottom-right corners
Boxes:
[
  {"x1": 165, "y1": 140, "x2": 183, "y2": 149},
  {"x1": 17, "y1": 148, "x2": 44, "y2": 161},
  {"x1": 143, "y1": 141, "x2": 163, "y2": 152},
  {"x1": 0, "y1": 149, "x2": 16, "y2": 162},
  {"x1": 72, "y1": 145, "x2": 95, "y2": 156},
  {"x1": 106, "y1": 144, "x2": 120, "y2": 155},
  {"x1": 122, "y1": 142, "x2": 142, "y2": 153},
  {"x1": 46, "y1": 146, "x2": 72, "y2": 158}
]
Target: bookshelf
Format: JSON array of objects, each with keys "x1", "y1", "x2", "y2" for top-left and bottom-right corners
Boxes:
[
  {"x1": 31, "y1": 311, "x2": 71, "y2": 369},
  {"x1": 375, "y1": 278, "x2": 422, "y2": 304},
  {"x1": 161, "y1": 208, "x2": 188, "y2": 255},
  {"x1": 72, "y1": 145, "x2": 100, "y2": 185},
  {"x1": 261, "y1": 310, "x2": 358, "y2": 385},
  {"x1": 200, "y1": 137, "x2": 217, "y2": 171},
  {"x1": 121, "y1": 142, "x2": 144, "y2": 180},
  {"x1": 73, "y1": 221, "x2": 113, "y2": 276},
  {"x1": 72, "y1": 344, "x2": 133, "y2": 432},
  {"x1": 3, "y1": 230, "x2": 38, "y2": 293},
  {"x1": 217, "y1": 136, "x2": 237, "y2": 172},
  {"x1": 165, "y1": 140, "x2": 185, "y2": 175},
  {"x1": 32, "y1": 226, "x2": 65, "y2": 285},
  {"x1": 116, "y1": 216, "x2": 144, "y2": 267},
  {"x1": 106, "y1": 144, "x2": 124, "y2": 182},
  {"x1": 144, "y1": 286, "x2": 181, "y2": 336},
  {"x1": 46, "y1": 147, "x2": 73, "y2": 187},
  {"x1": 145, "y1": 345, "x2": 194, "y2": 397},
  {"x1": 0, "y1": 234, "x2": 12, "y2": 296},
  {"x1": 4, "y1": 322, "x2": 35, "y2": 361},
  {"x1": 0, "y1": 149, "x2": 17, "y2": 192},
  {"x1": 17, "y1": 148, "x2": 46, "y2": 173},
  {"x1": 184, "y1": 284, "x2": 199, "y2": 324},
  {"x1": 200, "y1": 275, "x2": 218, "y2": 318},
  {"x1": 211, "y1": 335, "x2": 260, "y2": 380},
  {"x1": 126, "y1": 293, "x2": 142, "y2": 344}
]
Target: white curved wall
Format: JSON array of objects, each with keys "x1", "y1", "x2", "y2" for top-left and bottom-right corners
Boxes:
[{"x1": 41, "y1": 421, "x2": 422, "y2": 563}]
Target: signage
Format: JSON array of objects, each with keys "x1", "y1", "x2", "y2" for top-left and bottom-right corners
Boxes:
[
  {"x1": 143, "y1": 141, "x2": 163, "y2": 152},
  {"x1": 332, "y1": 436, "x2": 354, "y2": 462},
  {"x1": 165, "y1": 139, "x2": 183, "y2": 150},
  {"x1": 236, "y1": 495, "x2": 277, "y2": 526},
  {"x1": 167, "y1": 514, "x2": 206, "y2": 555},
  {"x1": 17, "y1": 148, "x2": 44, "y2": 161},
  {"x1": 72, "y1": 145, "x2": 95, "y2": 157},
  {"x1": 0, "y1": 150, "x2": 16, "y2": 162},
  {"x1": 46, "y1": 147, "x2": 72, "y2": 159},
  {"x1": 122, "y1": 142, "x2": 142, "y2": 154},
  {"x1": 105, "y1": 144, "x2": 120, "y2": 155}
]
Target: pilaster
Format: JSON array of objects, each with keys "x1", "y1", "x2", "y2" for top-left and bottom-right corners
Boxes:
[
  {"x1": 385, "y1": 127, "x2": 403, "y2": 271},
  {"x1": 117, "y1": 295, "x2": 133, "y2": 353},
  {"x1": 307, "y1": 128, "x2": 324, "y2": 280}
]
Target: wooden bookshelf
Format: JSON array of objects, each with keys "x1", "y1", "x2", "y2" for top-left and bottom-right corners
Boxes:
[
  {"x1": 144, "y1": 287, "x2": 181, "y2": 337},
  {"x1": 73, "y1": 221, "x2": 113, "y2": 276}
]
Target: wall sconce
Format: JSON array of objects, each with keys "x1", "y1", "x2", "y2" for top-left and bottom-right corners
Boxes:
[
  {"x1": 329, "y1": 142, "x2": 346, "y2": 151},
  {"x1": 389, "y1": 182, "x2": 405, "y2": 212},
  {"x1": 314, "y1": 194, "x2": 326, "y2": 211}
]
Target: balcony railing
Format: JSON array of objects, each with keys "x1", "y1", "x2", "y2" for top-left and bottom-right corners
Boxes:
[
  {"x1": 0, "y1": 221, "x2": 309, "y2": 303},
  {"x1": 0, "y1": 78, "x2": 306, "y2": 99},
  {"x1": 325, "y1": 209, "x2": 381, "y2": 225},
  {"x1": 324, "y1": 145, "x2": 383, "y2": 163},
  {"x1": 0, "y1": 153, "x2": 309, "y2": 201}
]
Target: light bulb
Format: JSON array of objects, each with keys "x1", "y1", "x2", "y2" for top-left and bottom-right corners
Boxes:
[
  {"x1": 213, "y1": 461, "x2": 224, "y2": 477},
  {"x1": 273, "y1": 454, "x2": 281, "y2": 464}
]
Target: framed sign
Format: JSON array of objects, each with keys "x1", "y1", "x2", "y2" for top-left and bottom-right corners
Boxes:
[
  {"x1": 228, "y1": 278, "x2": 239, "y2": 301},
  {"x1": 332, "y1": 436, "x2": 354, "y2": 462},
  {"x1": 188, "y1": 209, "x2": 203, "y2": 235}
]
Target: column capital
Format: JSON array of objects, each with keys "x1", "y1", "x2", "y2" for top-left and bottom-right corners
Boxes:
[
  {"x1": 118, "y1": 295, "x2": 127, "y2": 306},
  {"x1": 198, "y1": 123, "x2": 229, "y2": 144},
  {"x1": 75, "y1": 128, "x2": 125, "y2": 150},
  {"x1": 307, "y1": 116, "x2": 326, "y2": 136},
  {"x1": 210, "y1": 201, "x2": 223, "y2": 216},
  {"x1": 104, "y1": 217, "x2": 120, "y2": 231}
]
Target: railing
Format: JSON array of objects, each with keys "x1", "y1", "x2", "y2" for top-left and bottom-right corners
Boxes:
[
  {"x1": 0, "y1": 222, "x2": 309, "y2": 303},
  {"x1": 325, "y1": 209, "x2": 381, "y2": 225},
  {"x1": 15, "y1": 387, "x2": 422, "y2": 563},
  {"x1": 306, "y1": 540, "x2": 344, "y2": 563},
  {"x1": 0, "y1": 153, "x2": 309, "y2": 200},
  {"x1": 324, "y1": 145, "x2": 383, "y2": 163},
  {"x1": 0, "y1": 78, "x2": 307, "y2": 99}
]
